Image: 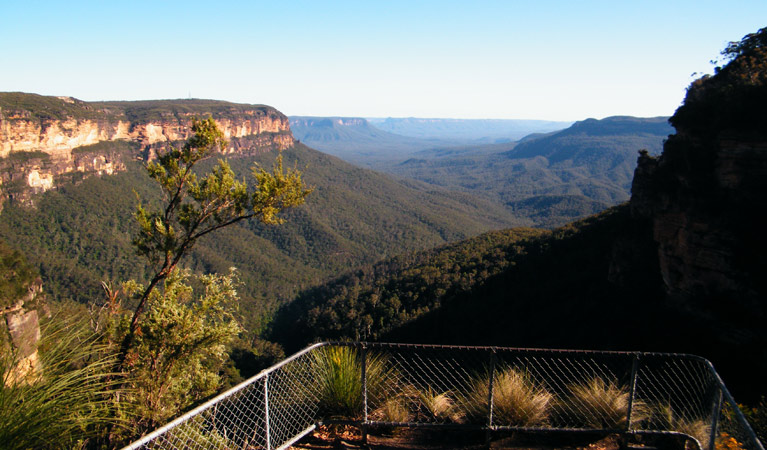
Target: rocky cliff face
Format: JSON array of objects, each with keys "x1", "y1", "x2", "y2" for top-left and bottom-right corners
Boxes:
[
  {"x1": 0, "y1": 93, "x2": 295, "y2": 206},
  {"x1": 627, "y1": 32, "x2": 767, "y2": 363},
  {"x1": 631, "y1": 136, "x2": 767, "y2": 308}
]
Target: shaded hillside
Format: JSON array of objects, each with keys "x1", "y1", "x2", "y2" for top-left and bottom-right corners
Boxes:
[
  {"x1": 270, "y1": 226, "x2": 546, "y2": 348},
  {"x1": 0, "y1": 143, "x2": 523, "y2": 334},
  {"x1": 271, "y1": 206, "x2": 665, "y2": 352}
]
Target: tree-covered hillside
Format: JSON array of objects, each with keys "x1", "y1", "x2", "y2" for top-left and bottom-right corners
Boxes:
[
  {"x1": 382, "y1": 116, "x2": 671, "y2": 227},
  {"x1": 270, "y1": 203, "x2": 764, "y2": 400},
  {"x1": 0, "y1": 143, "x2": 523, "y2": 335}
]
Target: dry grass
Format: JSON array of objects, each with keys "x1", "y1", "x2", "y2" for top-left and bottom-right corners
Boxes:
[
  {"x1": 418, "y1": 387, "x2": 457, "y2": 422},
  {"x1": 556, "y1": 377, "x2": 648, "y2": 430},
  {"x1": 650, "y1": 403, "x2": 711, "y2": 449},
  {"x1": 462, "y1": 367, "x2": 553, "y2": 427}
]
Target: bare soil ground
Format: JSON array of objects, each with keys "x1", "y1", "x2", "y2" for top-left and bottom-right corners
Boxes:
[{"x1": 290, "y1": 426, "x2": 628, "y2": 450}]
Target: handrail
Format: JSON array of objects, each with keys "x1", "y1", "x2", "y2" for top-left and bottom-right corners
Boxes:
[{"x1": 123, "y1": 342, "x2": 765, "y2": 450}]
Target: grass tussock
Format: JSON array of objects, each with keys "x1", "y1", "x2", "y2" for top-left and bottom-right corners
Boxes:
[
  {"x1": 0, "y1": 316, "x2": 123, "y2": 450},
  {"x1": 462, "y1": 367, "x2": 553, "y2": 427},
  {"x1": 556, "y1": 377, "x2": 647, "y2": 430},
  {"x1": 374, "y1": 396, "x2": 411, "y2": 423},
  {"x1": 418, "y1": 387, "x2": 457, "y2": 422},
  {"x1": 650, "y1": 403, "x2": 711, "y2": 449},
  {"x1": 311, "y1": 345, "x2": 398, "y2": 419}
]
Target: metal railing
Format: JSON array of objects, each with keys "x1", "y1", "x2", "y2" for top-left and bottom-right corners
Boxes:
[{"x1": 123, "y1": 342, "x2": 764, "y2": 450}]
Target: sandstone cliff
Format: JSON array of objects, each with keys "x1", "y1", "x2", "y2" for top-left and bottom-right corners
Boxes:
[{"x1": 0, "y1": 93, "x2": 295, "y2": 205}]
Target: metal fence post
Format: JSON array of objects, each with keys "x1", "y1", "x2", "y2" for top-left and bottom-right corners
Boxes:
[
  {"x1": 626, "y1": 353, "x2": 640, "y2": 431},
  {"x1": 708, "y1": 388, "x2": 723, "y2": 450},
  {"x1": 486, "y1": 348, "x2": 497, "y2": 446},
  {"x1": 361, "y1": 342, "x2": 369, "y2": 445},
  {"x1": 264, "y1": 374, "x2": 271, "y2": 450}
]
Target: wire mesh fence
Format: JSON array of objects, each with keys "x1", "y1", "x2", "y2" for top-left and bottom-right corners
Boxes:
[{"x1": 123, "y1": 342, "x2": 764, "y2": 450}]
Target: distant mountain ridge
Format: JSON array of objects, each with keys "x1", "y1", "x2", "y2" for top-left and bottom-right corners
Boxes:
[
  {"x1": 289, "y1": 116, "x2": 453, "y2": 165},
  {"x1": 367, "y1": 117, "x2": 572, "y2": 142},
  {"x1": 387, "y1": 116, "x2": 673, "y2": 227}
]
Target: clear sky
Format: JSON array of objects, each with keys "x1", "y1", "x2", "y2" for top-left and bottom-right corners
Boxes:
[{"x1": 1, "y1": 1, "x2": 765, "y2": 121}]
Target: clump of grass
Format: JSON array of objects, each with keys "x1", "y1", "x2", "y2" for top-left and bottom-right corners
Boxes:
[
  {"x1": 557, "y1": 377, "x2": 647, "y2": 430},
  {"x1": 461, "y1": 367, "x2": 553, "y2": 427},
  {"x1": 375, "y1": 396, "x2": 411, "y2": 423},
  {"x1": 556, "y1": 377, "x2": 648, "y2": 430},
  {"x1": 311, "y1": 345, "x2": 397, "y2": 419},
  {"x1": 0, "y1": 316, "x2": 122, "y2": 450},
  {"x1": 418, "y1": 387, "x2": 456, "y2": 422},
  {"x1": 650, "y1": 403, "x2": 711, "y2": 449}
]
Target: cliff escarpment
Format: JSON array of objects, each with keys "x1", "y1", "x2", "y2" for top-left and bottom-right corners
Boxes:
[
  {"x1": 0, "y1": 93, "x2": 295, "y2": 205},
  {"x1": 628, "y1": 29, "x2": 767, "y2": 366}
]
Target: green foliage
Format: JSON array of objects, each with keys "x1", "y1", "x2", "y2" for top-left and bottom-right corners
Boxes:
[
  {"x1": 0, "y1": 92, "x2": 283, "y2": 123},
  {"x1": 670, "y1": 27, "x2": 767, "y2": 137},
  {"x1": 461, "y1": 366, "x2": 552, "y2": 427},
  {"x1": 0, "y1": 238, "x2": 38, "y2": 309},
  {"x1": 0, "y1": 92, "x2": 113, "y2": 121},
  {"x1": 0, "y1": 143, "x2": 521, "y2": 341},
  {"x1": 115, "y1": 268, "x2": 243, "y2": 430},
  {"x1": 0, "y1": 315, "x2": 121, "y2": 450},
  {"x1": 368, "y1": 116, "x2": 671, "y2": 228},
  {"x1": 270, "y1": 227, "x2": 545, "y2": 350},
  {"x1": 160, "y1": 417, "x2": 232, "y2": 450},
  {"x1": 125, "y1": 117, "x2": 310, "y2": 346},
  {"x1": 1, "y1": 150, "x2": 50, "y2": 162},
  {"x1": 721, "y1": 27, "x2": 767, "y2": 64},
  {"x1": 72, "y1": 140, "x2": 139, "y2": 155}
]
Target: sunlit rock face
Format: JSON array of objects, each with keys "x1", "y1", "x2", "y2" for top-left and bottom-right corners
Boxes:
[{"x1": 0, "y1": 93, "x2": 296, "y2": 206}]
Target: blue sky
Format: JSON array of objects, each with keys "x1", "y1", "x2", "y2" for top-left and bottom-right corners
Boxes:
[{"x1": 1, "y1": 1, "x2": 765, "y2": 120}]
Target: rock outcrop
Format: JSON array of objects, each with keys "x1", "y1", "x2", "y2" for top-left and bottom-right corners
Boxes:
[
  {"x1": 0, "y1": 93, "x2": 295, "y2": 206},
  {"x1": 1, "y1": 240, "x2": 46, "y2": 383}
]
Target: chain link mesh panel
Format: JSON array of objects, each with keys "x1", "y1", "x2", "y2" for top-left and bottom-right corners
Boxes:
[{"x1": 124, "y1": 343, "x2": 764, "y2": 450}]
